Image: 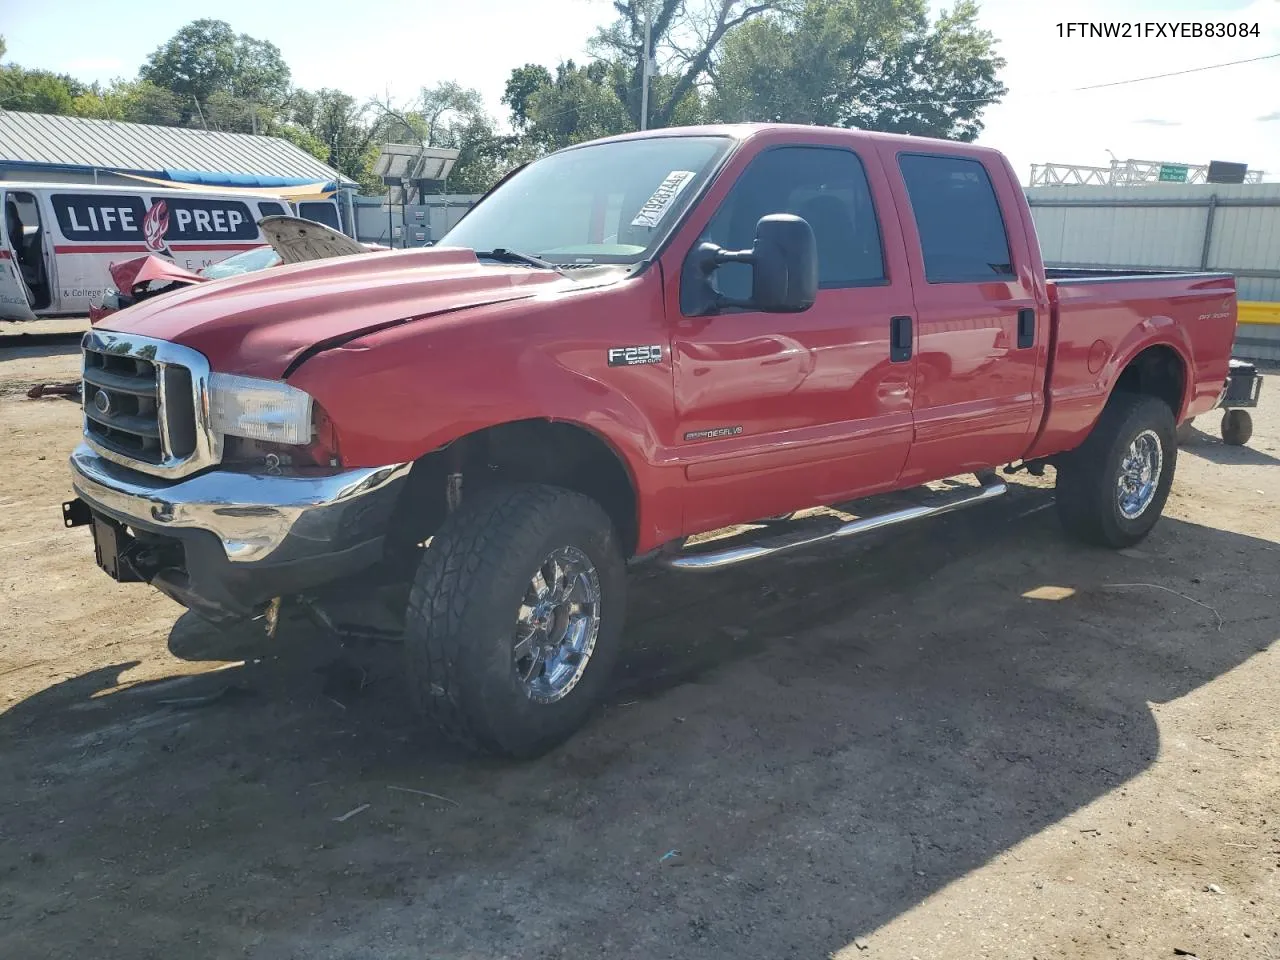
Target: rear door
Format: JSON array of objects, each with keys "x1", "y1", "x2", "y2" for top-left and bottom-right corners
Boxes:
[
  {"x1": 880, "y1": 148, "x2": 1045, "y2": 483},
  {"x1": 0, "y1": 190, "x2": 37, "y2": 320},
  {"x1": 48, "y1": 189, "x2": 153, "y2": 314}
]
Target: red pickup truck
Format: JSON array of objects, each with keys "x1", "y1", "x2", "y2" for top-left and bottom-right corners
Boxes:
[{"x1": 65, "y1": 124, "x2": 1239, "y2": 757}]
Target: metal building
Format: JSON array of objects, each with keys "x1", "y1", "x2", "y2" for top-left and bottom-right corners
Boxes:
[
  {"x1": 1026, "y1": 183, "x2": 1280, "y2": 361},
  {"x1": 0, "y1": 110, "x2": 357, "y2": 232}
]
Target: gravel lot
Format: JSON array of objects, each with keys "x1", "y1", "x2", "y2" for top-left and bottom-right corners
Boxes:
[{"x1": 2, "y1": 329, "x2": 1277, "y2": 960}]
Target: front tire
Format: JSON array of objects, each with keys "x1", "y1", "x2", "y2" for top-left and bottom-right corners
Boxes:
[
  {"x1": 1055, "y1": 394, "x2": 1177, "y2": 549},
  {"x1": 404, "y1": 484, "x2": 626, "y2": 758}
]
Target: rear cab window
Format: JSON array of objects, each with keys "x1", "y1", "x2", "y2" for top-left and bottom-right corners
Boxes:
[
  {"x1": 257, "y1": 201, "x2": 287, "y2": 218},
  {"x1": 897, "y1": 154, "x2": 1014, "y2": 283}
]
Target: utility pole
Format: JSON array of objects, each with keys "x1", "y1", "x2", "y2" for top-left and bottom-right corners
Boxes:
[{"x1": 639, "y1": 4, "x2": 652, "y2": 131}]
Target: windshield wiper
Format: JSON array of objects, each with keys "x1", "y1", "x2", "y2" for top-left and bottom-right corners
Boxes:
[{"x1": 473, "y1": 248, "x2": 567, "y2": 276}]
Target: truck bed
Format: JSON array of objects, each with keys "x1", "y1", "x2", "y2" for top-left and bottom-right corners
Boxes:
[
  {"x1": 1044, "y1": 266, "x2": 1227, "y2": 282},
  {"x1": 1025, "y1": 271, "x2": 1237, "y2": 460}
]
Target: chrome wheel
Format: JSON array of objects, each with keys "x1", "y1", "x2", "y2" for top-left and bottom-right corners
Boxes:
[
  {"x1": 513, "y1": 546, "x2": 601, "y2": 703},
  {"x1": 1116, "y1": 429, "x2": 1163, "y2": 519}
]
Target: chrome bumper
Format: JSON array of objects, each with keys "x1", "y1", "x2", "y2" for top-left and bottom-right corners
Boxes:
[{"x1": 69, "y1": 443, "x2": 411, "y2": 564}]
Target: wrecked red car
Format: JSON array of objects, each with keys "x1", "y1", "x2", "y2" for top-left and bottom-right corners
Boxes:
[{"x1": 88, "y1": 216, "x2": 381, "y2": 322}]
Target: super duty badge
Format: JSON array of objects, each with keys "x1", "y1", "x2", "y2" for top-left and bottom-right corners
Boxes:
[{"x1": 608, "y1": 345, "x2": 663, "y2": 366}]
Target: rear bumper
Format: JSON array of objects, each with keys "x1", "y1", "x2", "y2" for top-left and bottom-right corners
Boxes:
[{"x1": 68, "y1": 444, "x2": 411, "y2": 618}]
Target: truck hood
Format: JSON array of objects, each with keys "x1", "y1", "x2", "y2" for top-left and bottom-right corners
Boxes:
[
  {"x1": 99, "y1": 246, "x2": 575, "y2": 379},
  {"x1": 258, "y1": 215, "x2": 370, "y2": 264}
]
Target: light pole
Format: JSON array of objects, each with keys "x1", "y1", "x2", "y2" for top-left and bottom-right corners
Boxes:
[{"x1": 639, "y1": 4, "x2": 652, "y2": 131}]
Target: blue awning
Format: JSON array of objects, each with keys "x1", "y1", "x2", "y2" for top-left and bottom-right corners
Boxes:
[{"x1": 164, "y1": 168, "x2": 340, "y2": 192}]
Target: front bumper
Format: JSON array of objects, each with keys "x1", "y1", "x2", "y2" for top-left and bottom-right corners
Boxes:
[{"x1": 68, "y1": 444, "x2": 411, "y2": 618}]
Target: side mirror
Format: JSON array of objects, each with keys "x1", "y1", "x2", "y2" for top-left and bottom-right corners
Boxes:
[
  {"x1": 750, "y1": 215, "x2": 819, "y2": 312},
  {"x1": 683, "y1": 214, "x2": 818, "y2": 316}
]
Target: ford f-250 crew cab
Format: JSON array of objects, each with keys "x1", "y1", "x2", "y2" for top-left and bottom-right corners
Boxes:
[{"x1": 63, "y1": 124, "x2": 1239, "y2": 757}]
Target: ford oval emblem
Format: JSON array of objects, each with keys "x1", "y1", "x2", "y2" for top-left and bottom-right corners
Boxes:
[{"x1": 93, "y1": 390, "x2": 112, "y2": 416}]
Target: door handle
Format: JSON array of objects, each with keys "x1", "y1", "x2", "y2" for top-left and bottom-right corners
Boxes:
[
  {"x1": 1017, "y1": 308, "x2": 1036, "y2": 349},
  {"x1": 890, "y1": 316, "x2": 912, "y2": 363}
]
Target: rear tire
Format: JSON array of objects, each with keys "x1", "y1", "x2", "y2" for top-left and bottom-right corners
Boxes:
[
  {"x1": 404, "y1": 483, "x2": 626, "y2": 758},
  {"x1": 1220, "y1": 409, "x2": 1252, "y2": 446},
  {"x1": 1055, "y1": 394, "x2": 1176, "y2": 549}
]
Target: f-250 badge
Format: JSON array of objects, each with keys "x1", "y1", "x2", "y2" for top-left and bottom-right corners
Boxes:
[{"x1": 608, "y1": 345, "x2": 663, "y2": 366}]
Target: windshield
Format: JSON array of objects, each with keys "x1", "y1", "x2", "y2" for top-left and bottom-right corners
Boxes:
[
  {"x1": 200, "y1": 245, "x2": 281, "y2": 279},
  {"x1": 442, "y1": 136, "x2": 731, "y2": 265}
]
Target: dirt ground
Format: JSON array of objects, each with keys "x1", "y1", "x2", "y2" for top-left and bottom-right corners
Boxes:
[{"x1": 2, "y1": 329, "x2": 1278, "y2": 960}]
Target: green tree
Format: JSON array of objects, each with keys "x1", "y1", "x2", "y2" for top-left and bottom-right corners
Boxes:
[
  {"x1": 0, "y1": 65, "x2": 84, "y2": 113},
  {"x1": 709, "y1": 0, "x2": 1006, "y2": 141},
  {"x1": 508, "y1": 60, "x2": 632, "y2": 150},
  {"x1": 140, "y1": 18, "x2": 291, "y2": 129},
  {"x1": 502, "y1": 64, "x2": 553, "y2": 131},
  {"x1": 289, "y1": 88, "x2": 380, "y2": 187},
  {"x1": 592, "y1": 0, "x2": 782, "y2": 130},
  {"x1": 70, "y1": 78, "x2": 182, "y2": 125}
]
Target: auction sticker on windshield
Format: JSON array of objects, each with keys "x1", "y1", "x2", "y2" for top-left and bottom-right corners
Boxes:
[{"x1": 630, "y1": 171, "x2": 697, "y2": 228}]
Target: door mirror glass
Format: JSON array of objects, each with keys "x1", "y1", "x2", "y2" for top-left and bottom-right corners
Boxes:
[{"x1": 685, "y1": 213, "x2": 818, "y2": 315}]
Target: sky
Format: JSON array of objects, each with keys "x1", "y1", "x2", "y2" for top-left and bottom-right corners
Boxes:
[{"x1": 2, "y1": 0, "x2": 1279, "y2": 183}]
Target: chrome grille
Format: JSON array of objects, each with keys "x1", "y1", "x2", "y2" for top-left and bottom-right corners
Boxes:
[
  {"x1": 82, "y1": 349, "x2": 163, "y2": 462},
  {"x1": 81, "y1": 331, "x2": 221, "y2": 479}
]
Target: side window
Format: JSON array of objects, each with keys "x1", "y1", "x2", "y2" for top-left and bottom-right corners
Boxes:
[
  {"x1": 298, "y1": 201, "x2": 340, "y2": 230},
  {"x1": 695, "y1": 146, "x2": 885, "y2": 303},
  {"x1": 257, "y1": 201, "x2": 286, "y2": 218},
  {"x1": 897, "y1": 154, "x2": 1014, "y2": 282}
]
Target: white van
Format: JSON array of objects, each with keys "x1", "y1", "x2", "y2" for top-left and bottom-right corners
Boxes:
[{"x1": 0, "y1": 182, "x2": 341, "y2": 320}]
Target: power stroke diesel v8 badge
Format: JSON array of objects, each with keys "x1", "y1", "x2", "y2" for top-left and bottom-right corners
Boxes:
[{"x1": 607, "y1": 345, "x2": 663, "y2": 366}]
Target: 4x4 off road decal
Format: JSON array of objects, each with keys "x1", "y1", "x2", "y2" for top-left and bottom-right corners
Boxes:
[{"x1": 607, "y1": 345, "x2": 663, "y2": 366}]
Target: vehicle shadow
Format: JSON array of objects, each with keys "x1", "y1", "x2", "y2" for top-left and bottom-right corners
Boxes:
[
  {"x1": 1, "y1": 482, "x2": 1276, "y2": 960},
  {"x1": 1179, "y1": 424, "x2": 1280, "y2": 466},
  {"x1": 0, "y1": 341, "x2": 82, "y2": 359}
]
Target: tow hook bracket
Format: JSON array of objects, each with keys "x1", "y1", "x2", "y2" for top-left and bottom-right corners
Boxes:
[{"x1": 62, "y1": 498, "x2": 93, "y2": 528}]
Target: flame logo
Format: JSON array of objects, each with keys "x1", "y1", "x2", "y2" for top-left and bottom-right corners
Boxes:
[{"x1": 142, "y1": 200, "x2": 169, "y2": 252}]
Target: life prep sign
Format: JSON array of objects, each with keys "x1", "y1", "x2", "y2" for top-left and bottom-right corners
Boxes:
[
  {"x1": 52, "y1": 195, "x2": 260, "y2": 255},
  {"x1": 0, "y1": 182, "x2": 337, "y2": 320}
]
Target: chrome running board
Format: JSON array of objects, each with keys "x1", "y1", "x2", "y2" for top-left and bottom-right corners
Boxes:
[{"x1": 662, "y1": 479, "x2": 1008, "y2": 570}]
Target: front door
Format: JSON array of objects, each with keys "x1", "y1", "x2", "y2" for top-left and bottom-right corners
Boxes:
[
  {"x1": 881, "y1": 149, "x2": 1043, "y2": 483},
  {"x1": 0, "y1": 191, "x2": 39, "y2": 320},
  {"x1": 670, "y1": 144, "x2": 917, "y2": 534}
]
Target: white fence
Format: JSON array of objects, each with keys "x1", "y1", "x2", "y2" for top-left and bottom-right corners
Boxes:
[
  {"x1": 1026, "y1": 183, "x2": 1280, "y2": 303},
  {"x1": 1026, "y1": 183, "x2": 1280, "y2": 361}
]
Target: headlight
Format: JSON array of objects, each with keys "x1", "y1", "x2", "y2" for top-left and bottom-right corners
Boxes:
[{"x1": 208, "y1": 373, "x2": 313, "y2": 445}]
